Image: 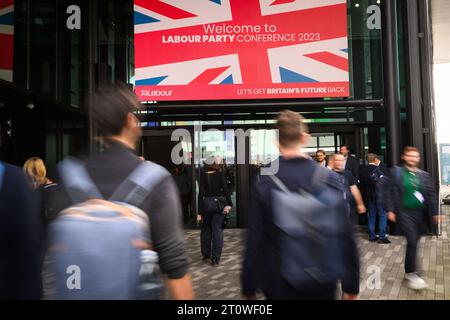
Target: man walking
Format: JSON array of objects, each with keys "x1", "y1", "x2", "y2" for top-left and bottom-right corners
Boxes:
[
  {"x1": 386, "y1": 146, "x2": 440, "y2": 290},
  {"x1": 242, "y1": 111, "x2": 360, "y2": 300},
  {"x1": 50, "y1": 83, "x2": 194, "y2": 299},
  {"x1": 328, "y1": 153, "x2": 366, "y2": 218}
]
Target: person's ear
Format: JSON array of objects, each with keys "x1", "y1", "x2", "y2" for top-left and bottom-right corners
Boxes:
[
  {"x1": 125, "y1": 113, "x2": 141, "y2": 130},
  {"x1": 300, "y1": 132, "x2": 310, "y2": 146}
]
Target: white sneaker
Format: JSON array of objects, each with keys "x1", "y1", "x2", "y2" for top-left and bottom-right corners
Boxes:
[{"x1": 405, "y1": 273, "x2": 428, "y2": 290}]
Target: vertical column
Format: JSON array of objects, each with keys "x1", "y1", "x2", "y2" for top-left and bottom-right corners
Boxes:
[
  {"x1": 417, "y1": 0, "x2": 439, "y2": 183},
  {"x1": 405, "y1": 0, "x2": 424, "y2": 159},
  {"x1": 26, "y1": 0, "x2": 31, "y2": 90},
  {"x1": 85, "y1": 0, "x2": 98, "y2": 153},
  {"x1": 382, "y1": 0, "x2": 402, "y2": 167}
]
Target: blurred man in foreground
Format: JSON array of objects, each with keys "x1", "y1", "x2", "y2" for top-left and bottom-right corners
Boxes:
[
  {"x1": 242, "y1": 110, "x2": 360, "y2": 300},
  {"x1": 49, "y1": 83, "x2": 193, "y2": 299},
  {"x1": 0, "y1": 161, "x2": 42, "y2": 299}
]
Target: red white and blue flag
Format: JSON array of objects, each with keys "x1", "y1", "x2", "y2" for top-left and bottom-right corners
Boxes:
[
  {"x1": 0, "y1": 0, "x2": 14, "y2": 82},
  {"x1": 134, "y1": 0, "x2": 349, "y2": 101}
]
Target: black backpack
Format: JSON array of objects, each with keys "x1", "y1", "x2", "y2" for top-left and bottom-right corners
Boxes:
[
  {"x1": 369, "y1": 166, "x2": 388, "y2": 198},
  {"x1": 269, "y1": 166, "x2": 348, "y2": 290}
]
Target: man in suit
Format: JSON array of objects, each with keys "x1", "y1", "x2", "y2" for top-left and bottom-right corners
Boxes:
[
  {"x1": 340, "y1": 145, "x2": 360, "y2": 181},
  {"x1": 386, "y1": 146, "x2": 441, "y2": 290}
]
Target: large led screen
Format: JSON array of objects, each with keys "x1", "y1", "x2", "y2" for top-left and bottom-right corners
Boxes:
[{"x1": 134, "y1": 0, "x2": 349, "y2": 101}]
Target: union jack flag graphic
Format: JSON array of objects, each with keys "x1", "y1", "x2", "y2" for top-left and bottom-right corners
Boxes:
[
  {"x1": 134, "y1": 0, "x2": 349, "y2": 101},
  {"x1": 0, "y1": 0, "x2": 14, "y2": 82}
]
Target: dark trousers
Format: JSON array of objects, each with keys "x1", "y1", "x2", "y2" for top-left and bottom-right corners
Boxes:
[
  {"x1": 398, "y1": 208, "x2": 427, "y2": 274},
  {"x1": 368, "y1": 201, "x2": 387, "y2": 240},
  {"x1": 181, "y1": 193, "x2": 192, "y2": 225},
  {"x1": 201, "y1": 209, "x2": 225, "y2": 261}
]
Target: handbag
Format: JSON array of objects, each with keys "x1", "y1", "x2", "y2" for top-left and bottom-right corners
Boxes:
[
  {"x1": 216, "y1": 196, "x2": 231, "y2": 228},
  {"x1": 222, "y1": 213, "x2": 230, "y2": 229},
  {"x1": 202, "y1": 196, "x2": 229, "y2": 228},
  {"x1": 203, "y1": 196, "x2": 226, "y2": 213}
]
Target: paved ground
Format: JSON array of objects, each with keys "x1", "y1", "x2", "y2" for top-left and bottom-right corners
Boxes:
[{"x1": 187, "y1": 206, "x2": 450, "y2": 300}]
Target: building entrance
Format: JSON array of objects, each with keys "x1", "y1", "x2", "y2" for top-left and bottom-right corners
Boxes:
[{"x1": 140, "y1": 122, "x2": 384, "y2": 228}]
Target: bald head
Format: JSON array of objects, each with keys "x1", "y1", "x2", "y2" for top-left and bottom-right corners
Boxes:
[{"x1": 328, "y1": 153, "x2": 345, "y2": 172}]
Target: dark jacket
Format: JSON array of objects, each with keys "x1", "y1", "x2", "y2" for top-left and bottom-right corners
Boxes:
[
  {"x1": 359, "y1": 163, "x2": 388, "y2": 204},
  {"x1": 0, "y1": 163, "x2": 42, "y2": 299},
  {"x1": 345, "y1": 155, "x2": 360, "y2": 181},
  {"x1": 242, "y1": 157, "x2": 360, "y2": 299},
  {"x1": 385, "y1": 166, "x2": 439, "y2": 234},
  {"x1": 198, "y1": 170, "x2": 232, "y2": 214},
  {"x1": 50, "y1": 140, "x2": 190, "y2": 280},
  {"x1": 39, "y1": 182, "x2": 59, "y2": 226}
]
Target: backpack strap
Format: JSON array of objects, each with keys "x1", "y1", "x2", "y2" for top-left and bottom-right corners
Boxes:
[
  {"x1": 59, "y1": 158, "x2": 103, "y2": 204},
  {"x1": 310, "y1": 165, "x2": 330, "y2": 192},
  {"x1": 269, "y1": 174, "x2": 290, "y2": 194},
  {"x1": 109, "y1": 161, "x2": 170, "y2": 208}
]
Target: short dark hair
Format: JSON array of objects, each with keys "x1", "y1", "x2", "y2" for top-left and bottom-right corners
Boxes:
[
  {"x1": 89, "y1": 82, "x2": 142, "y2": 137},
  {"x1": 340, "y1": 145, "x2": 350, "y2": 151},
  {"x1": 403, "y1": 146, "x2": 420, "y2": 155},
  {"x1": 316, "y1": 150, "x2": 326, "y2": 156},
  {"x1": 275, "y1": 110, "x2": 308, "y2": 148}
]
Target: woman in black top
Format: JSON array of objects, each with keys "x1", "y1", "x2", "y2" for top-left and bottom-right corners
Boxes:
[{"x1": 197, "y1": 158, "x2": 232, "y2": 265}]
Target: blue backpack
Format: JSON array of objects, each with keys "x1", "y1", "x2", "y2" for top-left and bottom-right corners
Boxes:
[
  {"x1": 47, "y1": 158, "x2": 169, "y2": 300},
  {"x1": 269, "y1": 166, "x2": 348, "y2": 290}
]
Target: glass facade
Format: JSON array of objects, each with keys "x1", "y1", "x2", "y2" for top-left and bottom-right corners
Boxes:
[
  {"x1": 348, "y1": 0, "x2": 383, "y2": 100},
  {"x1": 0, "y1": 0, "x2": 437, "y2": 226},
  {"x1": 13, "y1": 0, "x2": 87, "y2": 106},
  {"x1": 7, "y1": 1, "x2": 388, "y2": 109},
  {"x1": 7, "y1": 1, "x2": 395, "y2": 119}
]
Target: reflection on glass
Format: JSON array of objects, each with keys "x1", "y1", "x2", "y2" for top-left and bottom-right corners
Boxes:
[{"x1": 249, "y1": 129, "x2": 279, "y2": 186}]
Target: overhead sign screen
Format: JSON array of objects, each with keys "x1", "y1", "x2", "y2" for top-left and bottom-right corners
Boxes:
[{"x1": 134, "y1": 0, "x2": 349, "y2": 101}]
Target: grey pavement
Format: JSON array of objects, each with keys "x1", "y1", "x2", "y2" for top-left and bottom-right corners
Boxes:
[{"x1": 187, "y1": 206, "x2": 450, "y2": 300}]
